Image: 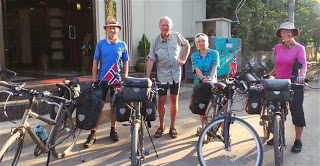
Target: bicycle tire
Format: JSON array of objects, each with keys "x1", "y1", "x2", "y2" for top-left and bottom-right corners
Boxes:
[
  {"x1": 261, "y1": 104, "x2": 271, "y2": 141},
  {"x1": 0, "y1": 129, "x2": 24, "y2": 166},
  {"x1": 273, "y1": 115, "x2": 284, "y2": 166},
  {"x1": 130, "y1": 122, "x2": 141, "y2": 166},
  {"x1": 197, "y1": 117, "x2": 263, "y2": 166},
  {"x1": 50, "y1": 109, "x2": 80, "y2": 159}
]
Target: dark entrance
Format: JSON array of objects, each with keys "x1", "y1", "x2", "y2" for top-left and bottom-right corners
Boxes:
[{"x1": 1, "y1": 0, "x2": 94, "y2": 80}]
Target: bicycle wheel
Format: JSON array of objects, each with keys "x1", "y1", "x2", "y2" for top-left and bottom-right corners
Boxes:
[
  {"x1": 130, "y1": 122, "x2": 141, "y2": 166},
  {"x1": 0, "y1": 129, "x2": 24, "y2": 166},
  {"x1": 273, "y1": 115, "x2": 284, "y2": 166},
  {"x1": 260, "y1": 104, "x2": 272, "y2": 140},
  {"x1": 51, "y1": 109, "x2": 80, "y2": 159},
  {"x1": 197, "y1": 117, "x2": 263, "y2": 166}
]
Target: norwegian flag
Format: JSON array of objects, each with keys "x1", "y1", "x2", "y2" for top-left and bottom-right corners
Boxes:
[
  {"x1": 104, "y1": 63, "x2": 121, "y2": 93},
  {"x1": 231, "y1": 54, "x2": 237, "y2": 77}
]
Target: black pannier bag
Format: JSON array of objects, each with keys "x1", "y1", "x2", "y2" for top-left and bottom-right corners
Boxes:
[
  {"x1": 50, "y1": 77, "x2": 80, "y2": 120},
  {"x1": 189, "y1": 82, "x2": 212, "y2": 115},
  {"x1": 246, "y1": 85, "x2": 263, "y2": 114},
  {"x1": 141, "y1": 93, "x2": 157, "y2": 121},
  {"x1": 113, "y1": 92, "x2": 132, "y2": 122},
  {"x1": 123, "y1": 77, "x2": 153, "y2": 102},
  {"x1": 76, "y1": 86, "x2": 102, "y2": 130},
  {"x1": 262, "y1": 79, "x2": 292, "y2": 102}
]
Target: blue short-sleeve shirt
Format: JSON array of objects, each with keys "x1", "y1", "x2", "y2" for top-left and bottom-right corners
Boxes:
[{"x1": 94, "y1": 39, "x2": 129, "y2": 81}]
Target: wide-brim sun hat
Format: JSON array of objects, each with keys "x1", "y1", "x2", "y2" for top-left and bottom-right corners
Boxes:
[
  {"x1": 276, "y1": 22, "x2": 299, "y2": 38},
  {"x1": 103, "y1": 19, "x2": 122, "y2": 31}
]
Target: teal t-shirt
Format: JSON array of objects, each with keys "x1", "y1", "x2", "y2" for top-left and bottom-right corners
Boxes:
[{"x1": 191, "y1": 48, "x2": 219, "y2": 88}]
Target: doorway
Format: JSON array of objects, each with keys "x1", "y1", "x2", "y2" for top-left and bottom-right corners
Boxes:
[{"x1": 1, "y1": 0, "x2": 94, "y2": 80}]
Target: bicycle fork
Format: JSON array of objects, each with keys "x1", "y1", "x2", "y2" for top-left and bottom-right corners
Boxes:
[{"x1": 223, "y1": 87, "x2": 234, "y2": 152}]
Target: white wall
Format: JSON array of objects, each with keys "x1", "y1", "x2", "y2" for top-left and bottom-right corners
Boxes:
[
  {"x1": 96, "y1": 0, "x2": 106, "y2": 41},
  {"x1": 131, "y1": 0, "x2": 206, "y2": 66},
  {"x1": 95, "y1": 0, "x2": 206, "y2": 66}
]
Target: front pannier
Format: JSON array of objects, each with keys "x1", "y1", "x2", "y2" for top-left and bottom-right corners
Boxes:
[
  {"x1": 123, "y1": 77, "x2": 153, "y2": 102},
  {"x1": 262, "y1": 79, "x2": 292, "y2": 102},
  {"x1": 76, "y1": 87, "x2": 102, "y2": 130},
  {"x1": 141, "y1": 94, "x2": 157, "y2": 121},
  {"x1": 189, "y1": 82, "x2": 212, "y2": 115},
  {"x1": 113, "y1": 92, "x2": 132, "y2": 122},
  {"x1": 245, "y1": 85, "x2": 263, "y2": 114}
]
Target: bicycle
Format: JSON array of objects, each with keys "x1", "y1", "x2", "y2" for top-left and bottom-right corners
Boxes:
[
  {"x1": 110, "y1": 77, "x2": 159, "y2": 166},
  {"x1": 260, "y1": 78, "x2": 304, "y2": 166},
  {"x1": 197, "y1": 76, "x2": 263, "y2": 166},
  {"x1": 0, "y1": 76, "x2": 83, "y2": 165}
]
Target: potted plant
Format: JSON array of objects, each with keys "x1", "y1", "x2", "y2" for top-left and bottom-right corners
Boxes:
[{"x1": 136, "y1": 33, "x2": 150, "y2": 72}]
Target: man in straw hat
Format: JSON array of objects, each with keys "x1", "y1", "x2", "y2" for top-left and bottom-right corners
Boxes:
[
  {"x1": 267, "y1": 22, "x2": 307, "y2": 153},
  {"x1": 146, "y1": 16, "x2": 190, "y2": 139},
  {"x1": 84, "y1": 19, "x2": 129, "y2": 148}
]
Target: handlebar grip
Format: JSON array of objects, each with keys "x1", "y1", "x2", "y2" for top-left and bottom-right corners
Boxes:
[
  {"x1": 55, "y1": 83, "x2": 70, "y2": 91},
  {"x1": 0, "y1": 81, "x2": 17, "y2": 90},
  {"x1": 0, "y1": 69, "x2": 17, "y2": 77}
]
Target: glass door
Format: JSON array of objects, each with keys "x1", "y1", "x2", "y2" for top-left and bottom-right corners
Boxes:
[{"x1": 1, "y1": 0, "x2": 94, "y2": 80}]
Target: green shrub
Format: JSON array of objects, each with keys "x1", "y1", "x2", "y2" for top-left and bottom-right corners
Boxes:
[
  {"x1": 135, "y1": 62, "x2": 146, "y2": 72},
  {"x1": 137, "y1": 33, "x2": 150, "y2": 59}
]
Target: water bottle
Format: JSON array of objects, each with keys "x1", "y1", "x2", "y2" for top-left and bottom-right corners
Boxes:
[{"x1": 34, "y1": 124, "x2": 48, "y2": 141}]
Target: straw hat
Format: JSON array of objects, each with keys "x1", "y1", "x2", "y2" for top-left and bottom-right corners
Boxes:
[
  {"x1": 276, "y1": 22, "x2": 299, "y2": 38},
  {"x1": 103, "y1": 19, "x2": 122, "y2": 31}
]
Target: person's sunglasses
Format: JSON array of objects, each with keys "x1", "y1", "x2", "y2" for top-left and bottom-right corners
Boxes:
[{"x1": 195, "y1": 33, "x2": 206, "y2": 38}]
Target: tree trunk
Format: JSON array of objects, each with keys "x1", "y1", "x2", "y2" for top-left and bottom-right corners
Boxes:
[
  {"x1": 288, "y1": 0, "x2": 295, "y2": 23},
  {"x1": 315, "y1": 42, "x2": 319, "y2": 63}
]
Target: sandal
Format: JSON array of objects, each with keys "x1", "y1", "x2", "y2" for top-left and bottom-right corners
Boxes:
[
  {"x1": 154, "y1": 127, "x2": 165, "y2": 138},
  {"x1": 169, "y1": 127, "x2": 178, "y2": 139},
  {"x1": 196, "y1": 127, "x2": 202, "y2": 136}
]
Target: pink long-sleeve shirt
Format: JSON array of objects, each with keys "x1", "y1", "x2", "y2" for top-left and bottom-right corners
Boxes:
[{"x1": 274, "y1": 43, "x2": 307, "y2": 79}]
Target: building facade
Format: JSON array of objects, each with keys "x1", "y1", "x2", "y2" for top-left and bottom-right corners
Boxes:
[{"x1": 0, "y1": 0, "x2": 206, "y2": 80}]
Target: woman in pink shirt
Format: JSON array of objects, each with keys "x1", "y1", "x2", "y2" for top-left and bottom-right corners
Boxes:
[{"x1": 268, "y1": 22, "x2": 307, "y2": 153}]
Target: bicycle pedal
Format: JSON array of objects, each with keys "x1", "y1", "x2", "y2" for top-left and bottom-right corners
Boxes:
[
  {"x1": 122, "y1": 123, "x2": 130, "y2": 126},
  {"x1": 259, "y1": 121, "x2": 266, "y2": 126},
  {"x1": 34, "y1": 145, "x2": 43, "y2": 157}
]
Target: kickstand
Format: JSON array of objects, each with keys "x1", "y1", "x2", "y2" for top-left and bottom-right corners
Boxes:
[
  {"x1": 46, "y1": 150, "x2": 50, "y2": 166},
  {"x1": 72, "y1": 130, "x2": 85, "y2": 163},
  {"x1": 144, "y1": 120, "x2": 158, "y2": 157}
]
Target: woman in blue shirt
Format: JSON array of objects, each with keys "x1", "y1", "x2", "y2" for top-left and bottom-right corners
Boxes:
[{"x1": 191, "y1": 33, "x2": 219, "y2": 136}]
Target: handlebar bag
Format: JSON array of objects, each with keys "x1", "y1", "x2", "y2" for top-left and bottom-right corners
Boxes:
[
  {"x1": 123, "y1": 77, "x2": 153, "y2": 102},
  {"x1": 263, "y1": 90, "x2": 293, "y2": 102},
  {"x1": 262, "y1": 79, "x2": 291, "y2": 91},
  {"x1": 113, "y1": 92, "x2": 132, "y2": 122},
  {"x1": 123, "y1": 77, "x2": 152, "y2": 88},
  {"x1": 189, "y1": 82, "x2": 212, "y2": 115},
  {"x1": 262, "y1": 79, "x2": 292, "y2": 102},
  {"x1": 245, "y1": 85, "x2": 263, "y2": 114},
  {"x1": 76, "y1": 86, "x2": 102, "y2": 130},
  {"x1": 141, "y1": 93, "x2": 157, "y2": 121}
]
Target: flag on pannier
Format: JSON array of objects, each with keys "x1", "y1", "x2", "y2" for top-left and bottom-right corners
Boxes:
[
  {"x1": 104, "y1": 63, "x2": 121, "y2": 93},
  {"x1": 231, "y1": 54, "x2": 237, "y2": 77}
]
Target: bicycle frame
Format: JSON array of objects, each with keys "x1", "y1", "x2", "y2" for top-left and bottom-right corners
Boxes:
[{"x1": 12, "y1": 94, "x2": 68, "y2": 154}]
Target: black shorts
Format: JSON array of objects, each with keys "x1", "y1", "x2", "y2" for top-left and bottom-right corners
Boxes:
[
  {"x1": 157, "y1": 81, "x2": 180, "y2": 96},
  {"x1": 99, "y1": 81, "x2": 115, "y2": 101},
  {"x1": 289, "y1": 84, "x2": 305, "y2": 127}
]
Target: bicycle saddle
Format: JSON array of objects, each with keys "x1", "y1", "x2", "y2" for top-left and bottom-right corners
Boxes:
[{"x1": 213, "y1": 82, "x2": 226, "y2": 90}]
